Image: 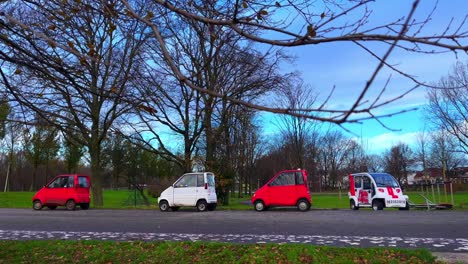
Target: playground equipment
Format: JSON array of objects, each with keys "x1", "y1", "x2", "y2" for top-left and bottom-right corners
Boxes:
[{"x1": 408, "y1": 181, "x2": 454, "y2": 210}]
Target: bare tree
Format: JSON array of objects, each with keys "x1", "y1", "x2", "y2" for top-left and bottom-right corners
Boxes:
[
  {"x1": 0, "y1": 0, "x2": 150, "y2": 206},
  {"x1": 426, "y1": 61, "x2": 468, "y2": 155},
  {"x1": 318, "y1": 130, "x2": 354, "y2": 189},
  {"x1": 428, "y1": 130, "x2": 464, "y2": 180},
  {"x1": 383, "y1": 143, "x2": 413, "y2": 185},
  {"x1": 275, "y1": 78, "x2": 319, "y2": 169},
  {"x1": 127, "y1": 6, "x2": 288, "y2": 176},
  {"x1": 365, "y1": 154, "x2": 384, "y2": 173},
  {"x1": 415, "y1": 131, "x2": 430, "y2": 183},
  {"x1": 111, "y1": 0, "x2": 468, "y2": 127},
  {"x1": 23, "y1": 115, "x2": 60, "y2": 191}
]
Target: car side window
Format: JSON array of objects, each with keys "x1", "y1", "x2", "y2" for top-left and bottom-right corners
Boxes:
[
  {"x1": 48, "y1": 177, "x2": 61, "y2": 188},
  {"x1": 175, "y1": 175, "x2": 197, "y2": 188},
  {"x1": 270, "y1": 172, "x2": 295, "y2": 186},
  {"x1": 354, "y1": 176, "x2": 362, "y2": 189},
  {"x1": 295, "y1": 172, "x2": 304, "y2": 185},
  {"x1": 197, "y1": 174, "x2": 204, "y2": 187},
  {"x1": 48, "y1": 176, "x2": 72, "y2": 188},
  {"x1": 363, "y1": 177, "x2": 371, "y2": 189},
  {"x1": 66, "y1": 176, "x2": 74, "y2": 188},
  {"x1": 78, "y1": 176, "x2": 89, "y2": 188}
]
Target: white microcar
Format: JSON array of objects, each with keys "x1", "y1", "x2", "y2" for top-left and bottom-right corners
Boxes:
[
  {"x1": 348, "y1": 172, "x2": 409, "y2": 211},
  {"x1": 158, "y1": 172, "x2": 217, "y2": 212}
]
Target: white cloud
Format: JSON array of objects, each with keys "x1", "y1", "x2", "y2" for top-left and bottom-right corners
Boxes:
[{"x1": 360, "y1": 131, "x2": 420, "y2": 154}]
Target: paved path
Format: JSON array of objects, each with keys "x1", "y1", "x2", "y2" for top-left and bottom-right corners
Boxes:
[{"x1": 1, "y1": 208, "x2": 467, "y2": 253}]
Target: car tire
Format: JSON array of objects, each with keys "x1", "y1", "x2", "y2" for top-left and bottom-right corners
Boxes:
[
  {"x1": 171, "y1": 206, "x2": 180, "y2": 211},
  {"x1": 372, "y1": 200, "x2": 384, "y2": 211},
  {"x1": 196, "y1": 200, "x2": 208, "y2": 212},
  {"x1": 66, "y1": 200, "x2": 76, "y2": 211},
  {"x1": 47, "y1": 206, "x2": 57, "y2": 210},
  {"x1": 297, "y1": 199, "x2": 310, "y2": 212},
  {"x1": 254, "y1": 200, "x2": 265, "y2": 212},
  {"x1": 33, "y1": 200, "x2": 43, "y2": 210},
  {"x1": 159, "y1": 200, "x2": 170, "y2": 212},
  {"x1": 350, "y1": 200, "x2": 359, "y2": 210},
  {"x1": 80, "y1": 203, "x2": 90, "y2": 210}
]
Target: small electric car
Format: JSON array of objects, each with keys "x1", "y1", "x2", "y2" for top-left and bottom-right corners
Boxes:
[
  {"x1": 348, "y1": 172, "x2": 409, "y2": 211},
  {"x1": 251, "y1": 169, "x2": 311, "y2": 212},
  {"x1": 32, "y1": 174, "x2": 91, "y2": 210},
  {"x1": 158, "y1": 172, "x2": 217, "y2": 212}
]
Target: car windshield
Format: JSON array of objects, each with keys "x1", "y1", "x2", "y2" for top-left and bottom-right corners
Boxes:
[
  {"x1": 206, "y1": 173, "x2": 215, "y2": 187},
  {"x1": 370, "y1": 173, "x2": 400, "y2": 188}
]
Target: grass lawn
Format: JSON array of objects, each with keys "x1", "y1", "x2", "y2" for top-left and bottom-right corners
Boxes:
[
  {"x1": 0, "y1": 240, "x2": 439, "y2": 264},
  {"x1": 1, "y1": 189, "x2": 467, "y2": 210}
]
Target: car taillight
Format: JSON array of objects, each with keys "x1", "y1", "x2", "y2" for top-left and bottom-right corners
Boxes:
[
  {"x1": 378, "y1": 188, "x2": 384, "y2": 192},
  {"x1": 396, "y1": 189, "x2": 401, "y2": 193},
  {"x1": 205, "y1": 183, "x2": 208, "y2": 189}
]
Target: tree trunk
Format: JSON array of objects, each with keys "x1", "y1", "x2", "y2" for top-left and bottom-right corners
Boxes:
[
  {"x1": 204, "y1": 101, "x2": 215, "y2": 170},
  {"x1": 30, "y1": 169, "x2": 37, "y2": 192},
  {"x1": 90, "y1": 143, "x2": 103, "y2": 207},
  {"x1": 4, "y1": 161, "x2": 11, "y2": 192}
]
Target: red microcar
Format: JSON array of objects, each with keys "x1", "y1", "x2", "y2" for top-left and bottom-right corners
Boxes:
[
  {"x1": 251, "y1": 169, "x2": 311, "y2": 212},
  {"x1": 32, "y1": 174, "x2": 91, "y2": 210}
]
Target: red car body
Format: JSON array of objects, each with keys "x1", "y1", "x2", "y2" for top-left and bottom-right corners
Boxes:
[
  {"x1": 32, "y1": 174, "x2": 91, "y2": 210},
  {"x1": 251, "y1": 169, "x2": 311, "y2": 211}
]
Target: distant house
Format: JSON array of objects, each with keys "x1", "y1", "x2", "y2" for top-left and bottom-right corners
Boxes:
[
  {"x1": 412, "y1": 168, "x2": 445, "y2": 185},
  {"x1": 453, "y1": 167, "x2": 468, "y2": 184},
  {"x1": 411, "y1": 167, "x2": 468, "y2": 185}
]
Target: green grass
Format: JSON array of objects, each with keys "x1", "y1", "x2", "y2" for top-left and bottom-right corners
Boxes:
[
  {"x1": 1, "y1": 190, "x2": 468, "y2": 210},
  {"x1": 0, "y1": 240, "x2": 440, "y2": 264},
  {"x1": 0, "y1": 191, "x2": 35, "y2": 208}
]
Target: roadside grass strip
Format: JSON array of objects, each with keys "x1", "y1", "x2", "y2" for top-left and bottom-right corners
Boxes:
[
  {"x1": 2, "y1": 191, "x2": 468, "y2": 210},
  {"x1": 1, "y1": 230, "x2": 467, "y2": 252},
  {"x1": 0, "y1": 240, "x2": 439, "y2": 264}
]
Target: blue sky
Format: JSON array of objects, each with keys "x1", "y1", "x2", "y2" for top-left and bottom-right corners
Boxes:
[{"x1": 261, "y1": 0, "x2": 468, "y2": 154}]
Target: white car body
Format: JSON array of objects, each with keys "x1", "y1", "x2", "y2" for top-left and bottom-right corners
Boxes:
[
  {"x1": 158, "y1": 172, "x2": 217, "y2": 212},
  {"x1": 348, "y1": 172, "x2": 409, "y2": 211}
]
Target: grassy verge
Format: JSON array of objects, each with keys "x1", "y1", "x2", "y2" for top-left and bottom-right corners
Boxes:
[
  {"x1": 0, "y1": 240, "x2": 440, "y2": 264},
  {"x1": 1, "y1": 190, "x2": 467, "y2": 210}
]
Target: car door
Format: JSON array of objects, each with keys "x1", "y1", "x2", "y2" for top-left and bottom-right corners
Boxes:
[
  {"x1": 173, "y1": 174, "x2": 198, "y2": 206},
  {"x1": 196, "y1": 174, "x2": 205, "y2": 201},
  {"x1": 46, "y1": 176, "x2": 72, "y2": 205},
  {"x1": 268, "y1": 172, "x2": 296, "y2": 206},
  {"x1": 357, "y1": 176, "x2": 372, "y2": 205},
  {"x1": 294, "y1": 171, "x2": 308, "y2": 200},
  {"x1": 76, "y1": 176, "x2": 90, "y2": 203}
]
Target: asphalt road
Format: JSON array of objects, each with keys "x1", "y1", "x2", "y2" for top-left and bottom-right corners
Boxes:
[{"x1": 1, "y1": 208, "x2": 467, "y2": 252}]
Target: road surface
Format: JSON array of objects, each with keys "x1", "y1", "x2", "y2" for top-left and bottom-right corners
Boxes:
[{"x1": 0, "y1": 208, "x2": 467, "y2": 252}]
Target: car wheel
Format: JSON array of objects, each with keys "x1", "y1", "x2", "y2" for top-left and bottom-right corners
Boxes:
[
  {"x1": 66, "y1": 200, "x2": 76, "y2": 211},
  {"x1": 297, "y1": 199, "x2": 310, "y2": 212},
  {"x1": 254, "y1": 200, "x2": 265, "y2": 212},
  {"x1": 196, "y1": 200, "x2": 208, "y2": 212},
  {"x1": 170, "y1": 206, "x2": 180, "y2": 211},
  {"x1": 159, "y1": 200, "x2": 169, "y2": 212},
  {"x1": 47, "y1": 206, "x2": 57, "y2": 210},
  {"x1": 350, "y1": 200, "x2": 359, "y2": 210},
  {"x1": 33, "y1": 200, "x2": 43, "y2": 210},
  {"x1": 80, "y1": 203, "x2": 90, "y2": 210},
  {"x1": 207, "y1": 204, "x2": 217, "y2": 211},
  {"x1": 372, "y1": 200, "x2": 383, "y2": 211}
]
